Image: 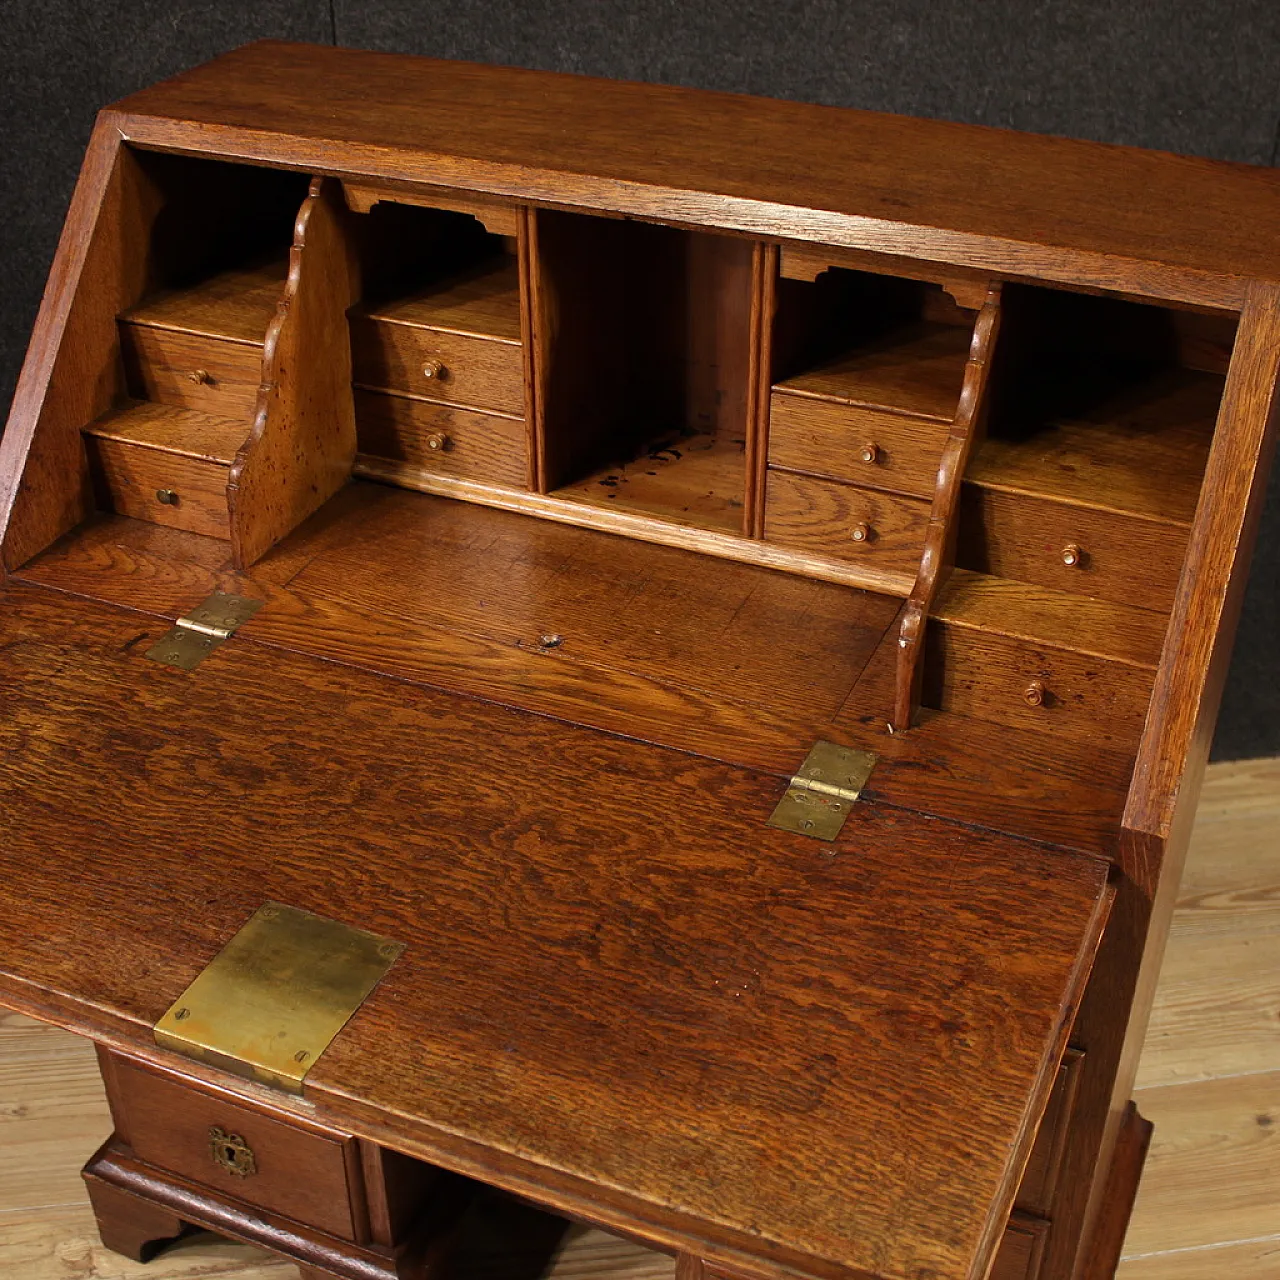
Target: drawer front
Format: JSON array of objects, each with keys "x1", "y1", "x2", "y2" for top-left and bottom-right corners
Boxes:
[
  {"x1": 1016, "y1": 1048, "x2": 1084, "y2": 1216},
  {"x1": 958, "y1": 486, "x2": 1188, "y2": 613},
  {"x1": 991, "y1": 1213, "x2": 1049, "y2": 1280},
  {"x1": 765, "y1": 470, "x2": 930, "y2": 575},
  {"x1": 351, "y1": 318, "x2": 525, "y2": 416},
  {"x1": 105, "y1": 1055, "x2": 357, "y2": 1240},
  {"x1": 923, "y1": 621, "x2": 1154, "y2": 751},
  {"x1": 85, "y1": 436, "x2": 230, "y2": 539},
  {"x1": 355, "y1": 390, "x2": 527, "y2": 488},
  {"x1": 769, "y1": 392, "x2": 950, "y2": 499},
  {"x1": 120, "y1": 323, "x2": 264, "y2": 420}
]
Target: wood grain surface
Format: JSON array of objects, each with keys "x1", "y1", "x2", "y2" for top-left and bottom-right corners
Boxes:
[
  {"x1": 0, "y1": 579, "x2": 1112, "y2": 1280},
  {"x1": 107, "y1": 42, "x2": 1280, "y2": 307}
]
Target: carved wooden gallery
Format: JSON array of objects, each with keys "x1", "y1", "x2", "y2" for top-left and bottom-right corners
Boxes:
[{"x1": 1, "y1": 40, "x2": 1276, "y2": 1280}]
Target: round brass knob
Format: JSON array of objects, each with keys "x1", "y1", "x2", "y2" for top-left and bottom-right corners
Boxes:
[
  {"x1": 849, "y1": 522, "x2": 872, "y2": 543},
  {"x1": 1024, "y1": 679, "x2": 1047, "y2": 708},
  {"x1": 425, "y1": 432, "x2": 449, "y2": 452},
  {"x1": 858, "y1": 442, "x2": 880, "y2": 464},
  {"x1": 188, "y1": 369, "x2": 212, "y2": 385},
  {"x1": 421, "y1": 360, "x2": 446, "y2": 380},
  {"x1": 155, "y1": 489, "x2": 178, "y2": 506},
  {"x1": 1061, "y1": 543, "x2": 1083, "y2": 567}
]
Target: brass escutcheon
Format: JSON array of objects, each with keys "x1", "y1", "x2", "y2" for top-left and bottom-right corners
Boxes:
[{"x1": 209, "y1": 1126, "x2": 257, "y2": 1178}]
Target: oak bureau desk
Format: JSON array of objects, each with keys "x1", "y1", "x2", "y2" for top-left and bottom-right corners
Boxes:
[{"x1": 1, "y1": 40, "x2": 1277, "y2": 1280}]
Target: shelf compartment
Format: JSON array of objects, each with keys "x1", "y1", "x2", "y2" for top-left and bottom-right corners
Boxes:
[
  {"x1": 969, "y1": 366, "x2": 1220, "y2": 526},
  {"x1": 83, "y1": 401, "x2": 245, "y2": 538},
  {"x1": 768, "y1": 394, "x2": 952, "y2": 499},
  {"x1": 354, "y1": 390, "x2": 527, "y2": 489},
  {"x1": 534, "y1": 212, "x2": 756, "y2": 534},
  {"x1": 553, "y1": 431, "x2": 746, "y2": 534},
  {"x1": 764, "y1": 471, "x2": 931, "y2": 575}
]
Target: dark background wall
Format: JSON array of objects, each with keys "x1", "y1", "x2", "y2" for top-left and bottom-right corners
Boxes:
[{"x1": 3, "y1": 2, "x2": 1278, "y2": 758}]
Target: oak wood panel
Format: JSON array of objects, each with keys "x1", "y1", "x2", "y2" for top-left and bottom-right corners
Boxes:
[
  {"x1": 351, "y1": 316, "x2": 525, "y2": 415},
  {"x1": 362, "y1": 256, "x2": 522, "y2": 344},
  {"x1": 101, "y1": 1055, "x2": 358, "y2": 1242},
  {"x1": 1124, "y1": 284, "x2": 1280, "y2": 843},
  {"x1": 0, "y1": 580, "x2": 1113, "y2": 1280},
  {"x1": 1124, "y1": 1073, "x2": 1280, "y2": 1257},
  {"x1": 767, "y1": 394, "x2": 951, "y2": 498},
  {"x1": 970, "y1": 369, "x2": 1221, "y2": 525},
  {"x1": 932, "y1": 569, "x2": 1168, "y2": 668},
  {"x1": 121, "y1": 260, "x2": 287, "y2": 344},
  {"x1": 13, "y1": 499, "x2": 1134, "y2": 858},
  {"x1": 120, "y1": 324, "x2": 266, "y2": 420},
  {"x1": 989, "y1": 1215, "x2": 1049, "y2": 1280},
  {"x1": 107, "y1": 42, "x2": 1280, "y2": 307},
  {"x1": 765, "y1": 470, "x2": 931, "y2": 573},
  {"x1": 779, "y1": 243, "x2": 992, "y2": 309},
  {"x1": 957, "y1": 486, "x2": 1189, "y2": 613},
  {"x1": 0, "y1": 123, "x2": 155, "y2": 570},
  {"x1": 922, "y1": 621, "x2": 1155, "y2": 751},
  {"x1": 354, "y1": 391, "x2": 527, "y2": 489},
  {"x1": 228, "y1": 177, "x2": 359, "y2": 568},
  {"x1": 84, "y1": 436, "x2": 231, "y2": 539},
  {"x1": 773, "y1": 321, "x2": 970, "y2": 420},
  {"x1": 84, "y1": 401, "x2": 250, "y2": 466}
]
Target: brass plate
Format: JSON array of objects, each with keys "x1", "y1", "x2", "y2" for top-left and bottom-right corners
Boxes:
[
  {"x1": 145, "y1": 592, "x2": 263, "y2": 671},
  {"x1": 155, "y1": 902, "x2": 404, "y2": 1094},
  {"x1": 767, "y1": 740, "x2": 878, "y2": 842}
]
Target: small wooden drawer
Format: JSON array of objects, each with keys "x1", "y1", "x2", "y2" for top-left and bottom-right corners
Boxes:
[
  {"x1": 1016, "y1": 1048, "x2": 1085, "y2": 1217},
  {"x1": 991, "y1": 1212, "x2": 1050, "y2": 1280},
  {"x1": 84, "y1": 436, "x2": 231, "y2": 539},
  {"x1": 350, "y1": 317, "x2": 525, "y2": 416},
  {"x1": 923, "y1": 621, "x2": 1155, "y2": 751},
  {"x1": 355, "y1": 390, "x2": 527, "y2": 488},
  {"x1": 765, "y1": 470, "x2": 930, "y2": 575},
  {"x1": 120, "y1": 323, "x2": 264, "y2": 420},
  {"x1": 768, "y1": 392, "x2": 950, "y2": 499},
  {"x1": 958, "y1": 486, "x2": 1189, "y2": 613},
  {"x1": 101, "y1": 1053, "x2": 360, "y2": 1241}
]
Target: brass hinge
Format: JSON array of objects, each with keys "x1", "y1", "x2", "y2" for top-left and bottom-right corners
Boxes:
[
  {"x1": 154, "y1": 902, "x2": 405, "y2": 1095},
  {"x1": 767, "y1": 740, "x2": 878, "y2": 841},
  {"x1": 145, "y1": 592, "x2": 263, "y2": 670}
]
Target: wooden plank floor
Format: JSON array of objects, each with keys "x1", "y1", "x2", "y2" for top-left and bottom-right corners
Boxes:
[{"x1": 1, "y1": 758, "x2": 1276, "y2": 1279}]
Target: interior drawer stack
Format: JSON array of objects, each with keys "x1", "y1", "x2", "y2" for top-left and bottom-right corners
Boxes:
[
  {"x1": 763, "y1": 270, "x2": 976, "y2": 575},
  {"x1": 348, "y1": 203, "x2": 528, "y2": 492}
]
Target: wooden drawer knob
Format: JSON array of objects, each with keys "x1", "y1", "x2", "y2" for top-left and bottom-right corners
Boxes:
[
  {"x1": 858, "y1": 442, "x2": 880, "y2": 464},
  {"x1": 849, "y1": 522, "x2": 872, "y2": 543},
  {"x1": 421, "y1": 360, "x2": 446, "y2": 380},
  {"x1": 155, "y1": 489, "x2": 178, "y2": 506},
  {"x1": 425, "y1": 432, "x2": 450, "y2": 452},
  {"x1": 1061, "y1": 543, "x2": 1083, "y2": 567},
  {"x1": 188, "y1": 369, "x2": 213, "y2": 385},
  {"x1": 1024, "y1": 679, "x2": 1047, "y2": 708}
]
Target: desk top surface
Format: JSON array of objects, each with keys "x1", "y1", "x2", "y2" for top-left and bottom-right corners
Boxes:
[
  {"x1": 109, "y1": 40, "x2": 1280, "y2": 305},
  {"x1": 0, "y1": 570, "x2": 1110, "y2": 1280}
]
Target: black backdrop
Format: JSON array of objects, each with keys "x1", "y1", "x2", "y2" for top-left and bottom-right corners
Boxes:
[{"x1": 3, "y1": 2, "x2": 1278, "y2": 759}]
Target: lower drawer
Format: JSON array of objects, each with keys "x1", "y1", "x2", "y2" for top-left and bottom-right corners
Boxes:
[
  {"x1": 355, "y1": 390, "x2": 527, "y2": 488},
  {"x1": 101, "y1": 1053, "x2": 359, "y2": 1240},
  {"x1": 120, "y1": 322, "x2": 264, "y2": 420},
  {"x1": 922, "y1": 620, "x2": 1155, "y2": 751},
  {"x1": 992, "y1": 1213, "x2": 1050, "y2": 1280},
  {"x1": 1017, "y1": 1048, "x2": 1085, "y2": 1217},
  {"x1": 84, "y1": 435, "x2": 230, "y2": 539},
  {"x1": 765, "y1": 470, "x2": 930, "y2": 574}
]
